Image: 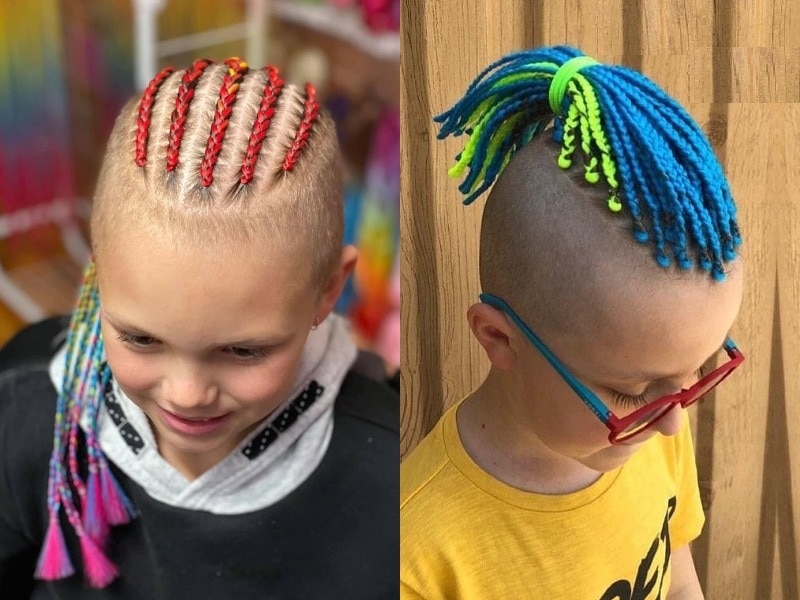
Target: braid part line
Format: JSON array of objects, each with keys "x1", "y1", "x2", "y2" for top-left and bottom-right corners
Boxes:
[
  {"x1": 200, "y1": 57, "x2": 250, "y2": 187},
  {"x1": 240, "y1": 66, "x2": 285, "y2": 184},
  {"x1": 165, "y1": 58, "x2": 214, "y2": 172},
  {"x1": 135, "y1": 66, "x2": 175, "y2": 167},
  {"x1": 282, "y1": 83, "x2": 320, "y2": 172}
]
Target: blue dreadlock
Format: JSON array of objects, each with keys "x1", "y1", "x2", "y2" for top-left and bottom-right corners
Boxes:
[{"x1": 434, "y1": 45, "x2": 741, "y2": 281}]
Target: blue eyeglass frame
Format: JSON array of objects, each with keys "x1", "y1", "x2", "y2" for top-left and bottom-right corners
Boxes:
[{"x1": 479, "y1": 292, "x2": 744, "y2": 443}]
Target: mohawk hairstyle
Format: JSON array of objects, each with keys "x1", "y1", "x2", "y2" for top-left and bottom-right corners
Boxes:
[
  {"x1": 434, "y1": 45, "x2": 741, "y2": 281},
  {"x1": 36, "y1": 58, "x2": 334, "y2": 589}
]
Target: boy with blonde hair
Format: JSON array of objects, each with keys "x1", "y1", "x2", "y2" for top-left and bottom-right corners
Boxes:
[
  {"x1": 401, "y1": 46, "x2": 744, "y2": 599},
  {"x1": 0, "y1": 58, "x2": 397, "y2": 598}
]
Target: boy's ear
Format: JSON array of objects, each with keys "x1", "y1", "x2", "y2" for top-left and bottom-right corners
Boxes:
[
  {"x1": 467, "y1": 303, "x2": 519, "y2": 370},
  {"x1": 314, "y1": 245, "x2": 358, "y2": 324}
]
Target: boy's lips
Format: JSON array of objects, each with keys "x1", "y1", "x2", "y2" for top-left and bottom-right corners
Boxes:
[
  {"x1": 157, "y1": 406, "x2": 232, "y2": 436},
  {"x1": 163, "y1": 408, "x2": 227, "y2": 421}
]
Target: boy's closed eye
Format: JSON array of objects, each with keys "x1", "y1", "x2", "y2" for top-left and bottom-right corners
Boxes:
[
  {"x1": 115, "y1": 331, "x2": 272, "y2": 361},
  {"x1": 117, "y1": 331, "x2": 157, "y2": 347},
  {"x1": 608, "y1": 364, "x2": 711, "y2": 409},
  {"x1": 225, "y1": 346, "x2": 271, "y2": 359}
]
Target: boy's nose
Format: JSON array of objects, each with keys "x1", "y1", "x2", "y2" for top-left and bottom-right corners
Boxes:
[
  {"x1": 162, "y1": 370, "x2": 219, "y2": 413},
  {"x1": 651, "y1": 404, "x2": 684, "y2": 438}
]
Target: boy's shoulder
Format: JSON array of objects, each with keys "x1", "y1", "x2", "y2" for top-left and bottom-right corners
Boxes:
[
  {"x1": 317, "y1": 363, "x2": 400, "y2": 481},
  {"x1": 0, "y1": 315, "x2": 70, "y2": 372},
  {"x1": 400, "y1": 406, "x2": 453, "y2": 508},
  {"x1": 335, "y1": 364, "x2": 399, "y2": 435},
  {"x1": 0, "y1": 316, "x2": 65, "y2": 436},
  {"x1": 0, "y1": 321, "x2": 63, "y2": 515},
  {"x1": 0, "y1": 317, "x2": 63, "y2": 419}
]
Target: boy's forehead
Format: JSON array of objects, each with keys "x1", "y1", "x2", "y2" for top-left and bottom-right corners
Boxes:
[
  {"x1": 549, "y1": 260, "x2": 743, "y2": 383},
  {"x1": 94, "y1": 201, "x2": 314, "y2": 264},
  {"x1": 96, "y1": 227, "x2": 317, "y2": 321}
]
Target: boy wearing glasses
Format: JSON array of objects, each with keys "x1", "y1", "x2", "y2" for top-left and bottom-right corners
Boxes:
[{"x1": 401, "y1": 48, "x2": 744, "y2": 599}]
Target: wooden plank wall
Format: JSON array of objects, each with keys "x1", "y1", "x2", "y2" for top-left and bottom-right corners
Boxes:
[{"x1": 400, "y1": 1, "x2": 800, "y2": 597}]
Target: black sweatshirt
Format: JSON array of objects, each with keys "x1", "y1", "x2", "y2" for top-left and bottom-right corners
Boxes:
[{"x1": 0, "y1": 319, "x2": 399, "y2": 599}]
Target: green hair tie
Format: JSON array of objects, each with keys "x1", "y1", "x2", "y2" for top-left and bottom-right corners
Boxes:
[{"x1": 548, "y1": 56, "x2": 599, "y2": 114}]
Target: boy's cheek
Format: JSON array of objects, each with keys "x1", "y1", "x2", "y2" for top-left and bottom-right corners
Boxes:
[
  {"x1": 227, "y1": 349, "x2": 306, "y2": 407},
  {"x1": 104, "y1": 345, "x2": 161, "y2": 395},
  {"x1": 529, "y1": 381, "x2": 613, "y2": 449}
]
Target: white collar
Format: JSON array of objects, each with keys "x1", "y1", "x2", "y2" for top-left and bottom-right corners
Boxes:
[{"x1": 49, "y1": 314, "x2": 357, "y2": 513}]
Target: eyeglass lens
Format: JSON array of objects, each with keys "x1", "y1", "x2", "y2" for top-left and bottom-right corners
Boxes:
[{"x1": 613, "y1": 364, "x2": 736, "y2": 442}]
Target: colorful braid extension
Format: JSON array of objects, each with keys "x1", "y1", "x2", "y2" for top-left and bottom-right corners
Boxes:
[
  {"x1": 434, "y1": 45, "x2": 741, "y2": 281},
  {"x1": 137, "y1": 60, "x2": 317, "y2": 184},
  {"x1": 35, "y1": 262, "x2": 137, "y2": 588},
  {"x1": 165, "y1": 58, "x2": 214, "y2": 172},
  {"x1": 282, "y1": 83, "x2": 320, "y2": 172},
  {"x1": 240, "y1": 66, "x2": 285, "y2": 184},
  {"x1": 200, "y1": 58, "x2": 250, "y2": 187}
]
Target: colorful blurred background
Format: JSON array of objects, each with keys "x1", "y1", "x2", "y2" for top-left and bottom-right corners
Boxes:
[{"x1": 0, "y1": 0, "x2": 400, "y2": 368}]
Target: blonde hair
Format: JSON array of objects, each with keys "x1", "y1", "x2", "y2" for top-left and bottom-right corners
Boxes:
[
  {"x1": 92, "y1": 58, "x2": 343, "y2": 288},
  {"x1": 34, "y1": 60, "x2": 345, "y2": 590}
]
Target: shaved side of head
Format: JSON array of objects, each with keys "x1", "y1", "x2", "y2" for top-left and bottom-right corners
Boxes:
[{"x1": 479, "y1": 132, "x2": 730, "y2": 339}]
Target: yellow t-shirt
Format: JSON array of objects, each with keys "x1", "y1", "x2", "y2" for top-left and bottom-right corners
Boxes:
[{"x1": 401, "y1": 402, "x2": 705, "y2": 600}]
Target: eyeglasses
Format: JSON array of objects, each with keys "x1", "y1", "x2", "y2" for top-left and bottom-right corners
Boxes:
[{"x1": 480, "y1": 293, "x2": 745, "y2": 444}]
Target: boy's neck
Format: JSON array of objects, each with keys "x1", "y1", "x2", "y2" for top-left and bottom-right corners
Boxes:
[{"x1": 456, "y1": 369, "x2": 603, "y2": 495}]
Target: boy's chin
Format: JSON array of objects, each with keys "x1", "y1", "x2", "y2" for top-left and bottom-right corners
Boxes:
[{"x1": 578, "y1": 441, "x2": 648, "y2": 473}]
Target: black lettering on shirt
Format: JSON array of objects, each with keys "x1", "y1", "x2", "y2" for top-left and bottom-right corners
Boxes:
[{"x1": 597, "y1": 496, "x2": 677, "y2": 600}]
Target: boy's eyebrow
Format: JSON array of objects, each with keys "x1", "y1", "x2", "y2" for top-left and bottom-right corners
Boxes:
[
  {"x1": 101, "y1": 313, "x2": 151, "y2": 335},
  {"x1": 617, "y1": 341, "x2": 727, "y2": 382}
]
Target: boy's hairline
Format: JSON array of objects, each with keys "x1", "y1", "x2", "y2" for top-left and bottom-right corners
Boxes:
[{"x1": 475, "y1": 133, "x2": 743, "y2": 340}]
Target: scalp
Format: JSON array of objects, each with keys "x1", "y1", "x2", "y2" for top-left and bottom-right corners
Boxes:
[
  {"x1": 479, "y1": 132, "x2": 726, "y2": 338},
  {"x1": 92, "y1": 60, "x2": 342, "y2": 287}
]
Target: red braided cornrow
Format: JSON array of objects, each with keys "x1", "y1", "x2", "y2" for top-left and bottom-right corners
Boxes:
[
  {"x1": 165, "y1": 58, "x2": 214, "y2": 172},
  {"x1": 200, "y1": 58, "x2": 250, "y2": 188},
  {"x1": 281, "y1": 84, "x2": 320, "y2": 173},
  {"x1": 240, "y1": 66, "x2": 285, "y2": 185},
  {"x1": 134, "y1": 66, "x2": 175, "y2": 167}
]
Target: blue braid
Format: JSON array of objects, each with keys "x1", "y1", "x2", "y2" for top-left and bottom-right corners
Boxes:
[
  {"x1": 435, "y1": 45, "x2": 742, "y2": 280},
  {"x1": 458, "y1": 98, "x2": 544, "y2": 203},
  {"x1": 592, "y1": 64, "x2": 736, "y2": 275}
]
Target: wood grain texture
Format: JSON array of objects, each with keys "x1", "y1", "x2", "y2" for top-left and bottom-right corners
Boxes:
[
  {"x1": 770, "y1": 102, "x2": 800, "y2": 599},
  {"x1": 401, "y1": 0, "x2": 800, "y2": 594},
  {"x1": 400, "y1": 0, "x2": 490, "y2": 456},
  {"x1": 400, "y1": 0, "x2": 442, "y2": 456},
  {"x1": 699, "y1": 103, "x2": 776, "y2": 600}
]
